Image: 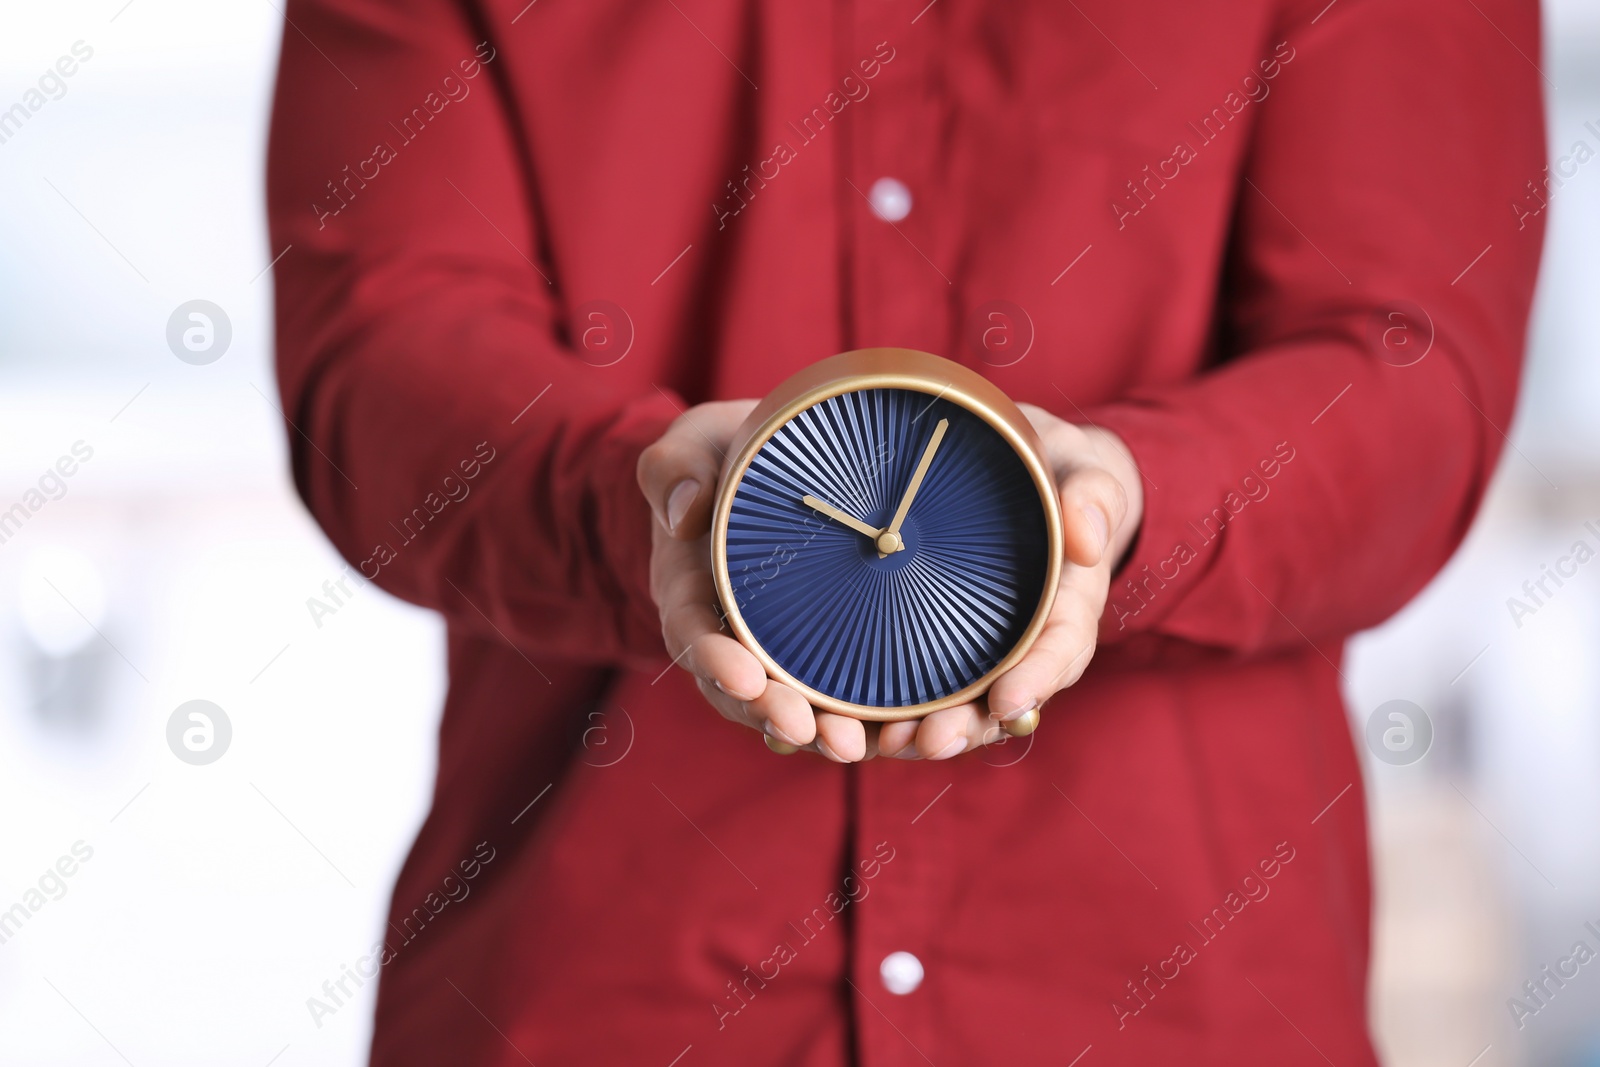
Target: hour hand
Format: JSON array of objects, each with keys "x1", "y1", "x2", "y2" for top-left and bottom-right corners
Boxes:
[{"x1": 802, "y1": 494, "x2": 880, "y2": 540}]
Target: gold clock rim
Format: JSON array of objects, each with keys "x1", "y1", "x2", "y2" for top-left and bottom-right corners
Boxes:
[{"x1": 710, "y1": 348, "x2": 1065, "y2": 723}]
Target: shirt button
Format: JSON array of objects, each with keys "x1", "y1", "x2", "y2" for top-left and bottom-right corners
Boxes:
[
  {"x1": 879, "y1": 951, "x2": 924, "y2": 995},
  {"x1": 868, "y1": 177, "x2": 912, "y2": 222}
]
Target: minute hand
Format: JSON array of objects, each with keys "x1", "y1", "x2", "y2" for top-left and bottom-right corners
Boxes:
[{"x1": 879, "y1": 417, "x2": 948, "y2": 557}]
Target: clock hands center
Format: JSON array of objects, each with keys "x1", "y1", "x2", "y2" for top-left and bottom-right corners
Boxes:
[
  {"x1": 801, "y1": 492, "x2": 915, "y2": 556},
  {"x1": 877, "y1": 417, "x2": 949, "y2": 558},
  {"x1": 801, "y1": 494, "x2": 882, "y2": 541},
  {"x1": 800, "y1": 417, "x2": 950, "y2": 558}
]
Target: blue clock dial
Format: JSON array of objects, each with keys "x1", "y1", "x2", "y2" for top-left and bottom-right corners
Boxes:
[{"x1": 723, "y1": 387, "x2": 1052, "y2": 708}]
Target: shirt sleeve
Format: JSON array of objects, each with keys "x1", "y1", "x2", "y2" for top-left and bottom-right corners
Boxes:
[
  {"x1": 1088, "y1": 0, "x2": 1546, "y2": 655},
  {"x1": 266, "y1": 0, "x2": 677, "y2": 667}
]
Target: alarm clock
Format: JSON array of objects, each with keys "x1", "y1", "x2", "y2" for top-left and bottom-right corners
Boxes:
[{"x1": 711, "y1": 348, "x2": 1063, "y2": 737}]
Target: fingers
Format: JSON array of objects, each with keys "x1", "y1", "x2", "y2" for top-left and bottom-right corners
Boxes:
[
  {"x1": 692, "y1": 632, "x2": 769, "y2": 704},
  {"x1": 636, "y1": 400, "x2": 754, "y2": 540},
  {"x1": 746, "y1": 678, "x2": 816, "y2": 747},
  {"x1": 914, "y1": 704, "x2": 998, "y2": 759},
  {"x1": 876, "y1": 704, "x2": 999, "y2": 760},
  {"x1": 653, "y1": 525, "x2": 835, "y2": 755},
  {"x1": 1017, "y1": 405, "x2": 1142, "y2": 568},
  {"x1": 979, "y1": 421, "x2": 1130, "y2": 720},
  {"x1": 912, "y1": 706, "x2": 976, "y2": 759},
  {"x1": 740, "y1": 700, "x2": 871, "y2": 762},
  {"x1": 654, "y1": 530, "x2": 771, "y2": 710},
  {"x1": 987, "y1": 455, "x2": 1127, "y2": 712},
  {"x1": 987, "y1": 564, "x2": 1105, "y2": 722},
  {"x1": 659, "y1": 582, "x2": 771, "y2": 716},
  {"x1": 686, "y1": 667, "x2": 820, "y2": 747},
  {"x1": 877, "y1": 718, "x2": 920, "y2": 758},
  {"x1": 813, "y1": 712, "x2": 869, "y2": 762},
  {"x1": 1059, "y1": 465, "x2": 1129, "y2": 568},
  {"x1": 652, "y1": 535, "x2": 724, "y2": 656},
  {"x1": 636, "y1": 421, "x2": 720, "y2": 539},
  {"x1": 644, "y1": 398, "x2": 890, "y2": 761}
]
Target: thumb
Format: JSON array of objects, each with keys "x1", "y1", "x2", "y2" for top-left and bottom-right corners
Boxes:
[{"x1": 636, "y1": 401, "x2": 755, "y2": 539}]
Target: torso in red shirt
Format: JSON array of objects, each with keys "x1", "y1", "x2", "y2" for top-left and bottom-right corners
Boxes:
[{"x1": 266, "y1": 0, "x2": 1545, "y2": 1062}]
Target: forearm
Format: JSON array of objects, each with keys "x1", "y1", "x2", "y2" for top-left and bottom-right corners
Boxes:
[
  {"x1": 1088, "y1": 0, "x2": 1545, "y2": 654},
  {"x1": 267, "y1": 0, "x2": 675, "y2": 666}
]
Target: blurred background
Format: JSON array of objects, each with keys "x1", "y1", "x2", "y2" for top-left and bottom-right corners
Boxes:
[{"x1": 0, "y1": 2, "x2": 1595, "y2": 1064}]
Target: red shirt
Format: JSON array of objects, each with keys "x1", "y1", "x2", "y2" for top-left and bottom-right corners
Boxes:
[{"x1": 267, "y1": 0, "x2": 1544, "y2": 1063}]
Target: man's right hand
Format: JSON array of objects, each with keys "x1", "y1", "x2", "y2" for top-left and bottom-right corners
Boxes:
[{"x1": 637, "y1": 400, "x2": 886, "y2": 762}]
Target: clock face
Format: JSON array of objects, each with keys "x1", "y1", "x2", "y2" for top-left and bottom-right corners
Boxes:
[{"x1": 721, "y1": 386, "x2": 1053, "y2": 710}]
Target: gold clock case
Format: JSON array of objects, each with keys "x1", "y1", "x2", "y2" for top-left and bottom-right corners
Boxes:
[{"x1": 710, "y1": 348, "x2": 1065, "y2": 722}]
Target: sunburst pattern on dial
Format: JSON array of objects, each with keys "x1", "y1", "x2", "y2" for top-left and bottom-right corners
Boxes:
[{"x1": 722, "y1": 386, "x2": 1051, "y2": 708}]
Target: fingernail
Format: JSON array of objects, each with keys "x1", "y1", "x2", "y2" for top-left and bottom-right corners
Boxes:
[
  {"x1": 714, "y1": 678, "x2": 759, "y2": 703},
  {"x1": 763, "y1": 718, "x2": 801, "y2": 747},
  {"x1": 890, "y1": 745, "x2": 922, "y2": 760},
  {"x1": 992, "y1": 698, "x2": 1039, "y2": 723},
  {"x1": 1083, "y1": 505, "x2": 1109, "y2": 553},
  {"x1": 930, "y1": 737, "x2": 966, "y2": 761},
  {"x1": 666, "y1": 479, "x2": 700, "y2": 534},
  {"x1": 816, "y1": 737, "x2": 848, "y2": 763}
]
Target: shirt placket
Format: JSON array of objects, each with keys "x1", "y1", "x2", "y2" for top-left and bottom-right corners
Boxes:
[
  {"x1": 837, "y1": 4, "x2": 960, "y2": 1065},
  {"x1": 853, "y1": 761, "x2": 958, "y2": 1067},
  {"x1": 841, "y1": 0, "x2": 954, "y2": 356}
]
